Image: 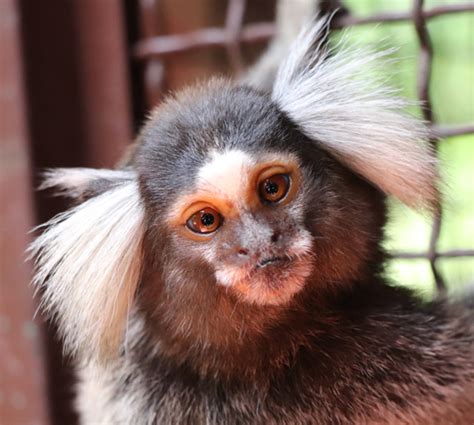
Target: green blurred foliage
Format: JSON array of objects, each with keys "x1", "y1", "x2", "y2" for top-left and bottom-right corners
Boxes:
[{"x1": 338, "y1": 0, "x2": 474, "y2": 294}]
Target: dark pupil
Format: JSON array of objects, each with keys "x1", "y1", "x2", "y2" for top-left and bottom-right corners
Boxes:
[
  {"x1": 201, "y1": 213, "x2": 215, "y2": 227},
  {"x1": 264, "y1": 180, "x2": 279, "y2": 195}
]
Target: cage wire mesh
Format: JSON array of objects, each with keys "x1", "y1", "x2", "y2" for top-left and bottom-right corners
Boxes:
[{"x1": 133, "y1": 0, "x2": 474, "y2": 292}]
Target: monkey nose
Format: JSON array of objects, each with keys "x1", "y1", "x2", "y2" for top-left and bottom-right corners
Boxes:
[
  {"x1": 237, "y1": 248, "x2": 249, "y2": 256},
  {"x1": 271, "y1": 231, "x2": 281, "y2": 243}
]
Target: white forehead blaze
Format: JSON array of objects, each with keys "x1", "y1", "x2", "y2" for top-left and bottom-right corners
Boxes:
[{"x1": 197, "y1": 149, "x2": 254, "y2": 201}]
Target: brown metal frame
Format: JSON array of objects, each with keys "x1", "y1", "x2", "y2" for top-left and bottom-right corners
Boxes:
[{"x1": 134, "y1": 0, "x2": 474, "y2": 290}]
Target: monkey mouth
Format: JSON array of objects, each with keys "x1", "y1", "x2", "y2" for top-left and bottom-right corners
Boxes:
[
  {"x1": 216, "y1": 253, "x2": 312, "y2": 305},
  {"x1": 256, "y1": 256, "x2": 286, "y2": 268},
  {"x1": 241, "y1": 254, "x2": 312, "y2": 305},
  {"x1": 252, "y1": 255, "x2": 295, "y2": 281}
]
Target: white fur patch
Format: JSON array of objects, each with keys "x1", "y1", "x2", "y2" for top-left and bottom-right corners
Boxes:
[
  {"x1": 29, "y1": 175, "x2": 144, "y2": 359},
  {"x1": 272, "y1": 18, "x2": 439, "y2": 209},
  {"x1": 215, "y1": 266, "x2": 247, "y2": 288},
  {"x1": 197, "y1": 149, "x2": 254, "y2": 200}
]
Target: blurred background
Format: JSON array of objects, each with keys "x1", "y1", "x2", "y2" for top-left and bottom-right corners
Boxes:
[{"x1": 0, "y1": 0, "x2": 472, "y2": 424}]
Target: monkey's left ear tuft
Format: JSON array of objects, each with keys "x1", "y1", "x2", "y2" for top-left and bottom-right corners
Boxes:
[
  {"x1": 272, "y1": 18, "x2": 440, "y2": 210},
  {"x1": 29, "y1": 168, "x2": 145, "y2": 361}
]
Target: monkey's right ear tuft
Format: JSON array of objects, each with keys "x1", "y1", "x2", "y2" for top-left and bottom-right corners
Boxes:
[
  {"x1": 39, "y1": 167, "x2": 136, "y2": 202},
  {"x1": 29, "y1": 168, "x2": 145, "y2": 361}
]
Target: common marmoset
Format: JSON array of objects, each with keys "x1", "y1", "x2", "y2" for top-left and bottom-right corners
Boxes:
[{"x1": 30, "y1": 10, "x2": 474, "y2": 425}]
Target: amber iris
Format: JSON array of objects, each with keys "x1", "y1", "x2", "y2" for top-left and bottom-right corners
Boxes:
[
  {"x1": 186, "y1": 207, "x2": 222, "y2": 234},
  {"x1": 259, "y1": 174, "x2": 290, "y2": 203}
]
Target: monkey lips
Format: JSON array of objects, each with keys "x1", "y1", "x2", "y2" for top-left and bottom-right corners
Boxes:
[{"x1": 215, "y1": 250, "x2": 313, "y2": 306}]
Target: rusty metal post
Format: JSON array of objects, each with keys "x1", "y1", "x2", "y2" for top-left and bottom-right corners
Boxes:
[
  {"x1": 0, "y1": 1, "x2": 50, "y2": 424},
  {"x1": 139, "y1": 0, "x2": 166, "y2": 109},
  {"x1": 72, "y1": 0, "x2": 133, "y2": 167}
]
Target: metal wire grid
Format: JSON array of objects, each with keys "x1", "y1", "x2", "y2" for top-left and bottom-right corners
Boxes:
[{"x1": 133, "y1": 0, "x2": 474, "y2": 290}]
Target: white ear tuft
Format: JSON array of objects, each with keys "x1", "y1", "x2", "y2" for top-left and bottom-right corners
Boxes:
[
  {"x1": 40, "y1": 167, "x2": 135, "y2": 199},
  {"x1": 272, "y1": 19, "x2": 439, "y2": 209},
  {"x1": 29, "y1": 170, "x2": 144, "y2": 360}
]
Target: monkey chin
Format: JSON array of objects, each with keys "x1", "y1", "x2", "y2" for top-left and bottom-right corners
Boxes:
[{"x1": 216, "y1": 256, "x2": 313, "y2": 306}]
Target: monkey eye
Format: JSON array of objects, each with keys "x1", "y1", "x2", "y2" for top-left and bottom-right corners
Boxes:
[
  {"x1": 186, "y1": 207, "x2": 222, "y2": 234},
  {"x1": 259, "y1": 174, "x2": 290, "y2": 203}
]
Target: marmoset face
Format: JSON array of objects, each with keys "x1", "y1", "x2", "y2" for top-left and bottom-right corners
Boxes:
[
  {"x1": 136, "y1": 81, "x2": 383, "y2": 307},
  {"x1": 167, "y1": 149, "x2": 314, "y2": 305}
]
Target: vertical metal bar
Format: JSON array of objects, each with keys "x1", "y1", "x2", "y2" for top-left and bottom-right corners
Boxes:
[
  {"x1": 139, "y1": 0, "x2": 166, "y2": 108},
  {"x1": 73, "y1": 0, "x2": 133, "y2": 167},
  {"x1": 413, "y1": 0, "x2": 445, "y2": 290},
  {"x1": 225, "y1": 0, "x2": 246, "y2": 75},
  {"x1": 0, "y1": 1, "x2": 50, "y2": 424}
]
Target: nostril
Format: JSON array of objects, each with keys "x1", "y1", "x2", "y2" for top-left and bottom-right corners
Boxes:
[
  {"x1": 238, "y1": 248, "x2": 249, "y2": 256},
  {"x1": 271, "y1": 232, "x2": 280, "y2": 243}
]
